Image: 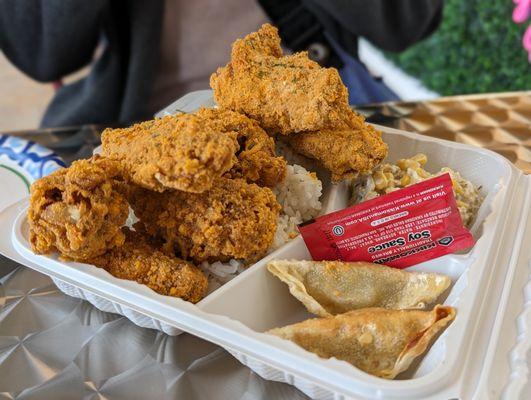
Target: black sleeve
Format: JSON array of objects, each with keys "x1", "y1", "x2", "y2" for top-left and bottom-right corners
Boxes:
[
  {"x1": 304, "y1": 0, "x2": 444, "y2": 52},
  {"x1": 0, "y1": 0, "x2": 108, "y2": 82}
]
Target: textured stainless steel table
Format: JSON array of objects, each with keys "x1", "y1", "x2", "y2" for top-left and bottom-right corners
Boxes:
[{"x1": 0, "y1": 258, "x2": 308, "y2": 399}]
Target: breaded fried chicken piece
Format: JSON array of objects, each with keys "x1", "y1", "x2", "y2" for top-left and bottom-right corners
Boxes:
[
  {"x1": 210, "y1": 23, "x2": 351, "y2": 135},
  {"x1": 28, "y1": 157, "x2": 129, "y2": 261},
  {"x1": 195, "y1": 108, "x2": 286, "y2": 187},
  {"x1": 89, "y1": 229, "x2": 208, "y2": 302},
  {"x1": 286, "y1": 110, "x2": 388, "y2": 181},
  {"x1": 128, "y1": 178, "x2": 281, "y2": 263},
  {"x1": 101, "y1": 113, "x2": 239, "y2": 193}
]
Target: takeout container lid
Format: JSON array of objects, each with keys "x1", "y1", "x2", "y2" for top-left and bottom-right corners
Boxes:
[{"x1": 1, "y1": 91, "x2": 529, "y2": 399}]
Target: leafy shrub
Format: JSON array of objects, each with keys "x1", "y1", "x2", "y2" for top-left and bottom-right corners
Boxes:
[{"x1": 387, "y1": 0, "x2": 531, "y2": 95}]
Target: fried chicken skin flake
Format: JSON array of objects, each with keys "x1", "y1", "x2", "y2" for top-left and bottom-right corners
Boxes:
[
  {"x1": 286, "y1": 110, "x2": 389, "y2": 181},
  {"x1": 128, "y1": 178, "x2": 281, "y2": 263},
  {"x1": 89, "y1": 229, "x2": 208, "y2": 303},
  {"x1": 101, "y1": 113, "x2": 239, "y2": 193},
  {"x1": 210, "y1": 23, "x2": 352, "y2": 135},
  {"x1": 194, "y1": 107, "x2": 286, "y2": 187},
  {"x1": 28, "y1": 157, "x2": 129, "y2": 261}
]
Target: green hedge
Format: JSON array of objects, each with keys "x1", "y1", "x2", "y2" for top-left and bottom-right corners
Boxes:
[{"x1": 388, "y1": 0, "x2": 531, "y2": 95}]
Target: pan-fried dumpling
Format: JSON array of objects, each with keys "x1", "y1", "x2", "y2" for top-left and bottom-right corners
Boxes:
[
  {"x1": 268, "y1": 305, "x2": 455, "y2": 379},
  {"x1": 267, "y1": 260, "x2": 451, "y2": 317}
]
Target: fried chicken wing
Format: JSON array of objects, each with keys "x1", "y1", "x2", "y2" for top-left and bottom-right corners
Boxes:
[
  {"x1": 286, "y1": 110, "x2": 388, "y2": 181},
  {"x1": 28, "y1": 157, "x2": 129, "y2": 261},
  {"x1": 210, "y1": 24, "x2": 388, "y2": 179},
  {"x1": 89, "y1": 229, "x2": 208, "y2": 302},
  {"x1": 210, "y1": 23, "x2": 351, "y2": 135},
  {"x1": 128, "y1": 178, "x2": 281, "y2": 263},
  {"x1": 101, "y1": 114, "x2": 239, "y2": 193},
  {"x1": 194, "y1": 108, "x2": 286, "y2": 187}
]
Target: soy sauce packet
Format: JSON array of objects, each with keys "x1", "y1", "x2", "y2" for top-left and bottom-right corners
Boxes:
[{"x1": 299, "y1": 173, "x2": 474, "y2": 268}]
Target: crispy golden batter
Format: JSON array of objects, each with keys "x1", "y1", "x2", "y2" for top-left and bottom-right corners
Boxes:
[
  {"x1": 89, "y1": 229, "x2": 208, "y2": 302},
  {"x1": 286, "y1": 110, "x2": 388, "y2": 181},
  {"x1": 268, "y1": 305, "x2": 456, "y2": 379},
  {"x1": 28, "y1": 157, "x2": 129, "y2": 261},
  {"x1": 210, "y1": 24, "x2": 388, "y2": 180},
  {"x1": 267, "y1": 260, "x2": 451, "y2": 317},
  {"x1": 128, "y1": 178, "x2": 281, "y2": 263},
  {"x1": 194, "y1": 108, "x2": 286, "y2": 187},
  {"x1": 210, "y1": 23, "x2": 351, "y2": 135},
  {"x1": 101, "y1": 113, "x2": 239, "y2": 193}
]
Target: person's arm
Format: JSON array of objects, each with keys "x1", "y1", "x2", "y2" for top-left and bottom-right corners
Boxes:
[
  {"x1": 304, "y1": 0, "x2": 444, "y2": 52},
  {"x1": 0, "y1": 0, "x2": 108, "y2": 81}
]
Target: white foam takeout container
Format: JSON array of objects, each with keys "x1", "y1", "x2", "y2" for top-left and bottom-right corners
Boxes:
[{"x1": 0, "y1": 91, "x2": 530, "y2": 399}]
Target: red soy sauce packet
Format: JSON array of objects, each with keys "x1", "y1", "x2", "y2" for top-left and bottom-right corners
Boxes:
[{"x1": 298, "y1": 173, "x2": 474, "y2": 269}]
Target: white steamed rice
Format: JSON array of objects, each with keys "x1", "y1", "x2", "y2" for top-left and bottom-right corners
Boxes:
[{"x1": 271, "y1": 164, "x2": 322, "y2": 250}]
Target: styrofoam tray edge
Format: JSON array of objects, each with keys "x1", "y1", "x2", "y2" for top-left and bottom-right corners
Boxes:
[
  {"x1": 51, "y1": 276, "x2": 183, "y2": 335},
  {"x1": 227, "y1": 348, "x2": 342, "y2": 400},
  {"x1": 493, "y1": 176, "x2": 531, "y2": 399}
]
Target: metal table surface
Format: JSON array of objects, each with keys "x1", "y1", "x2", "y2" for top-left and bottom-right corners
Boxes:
[{"x1": 1, "y1": 92, "x2": 529, "y2": 399}]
